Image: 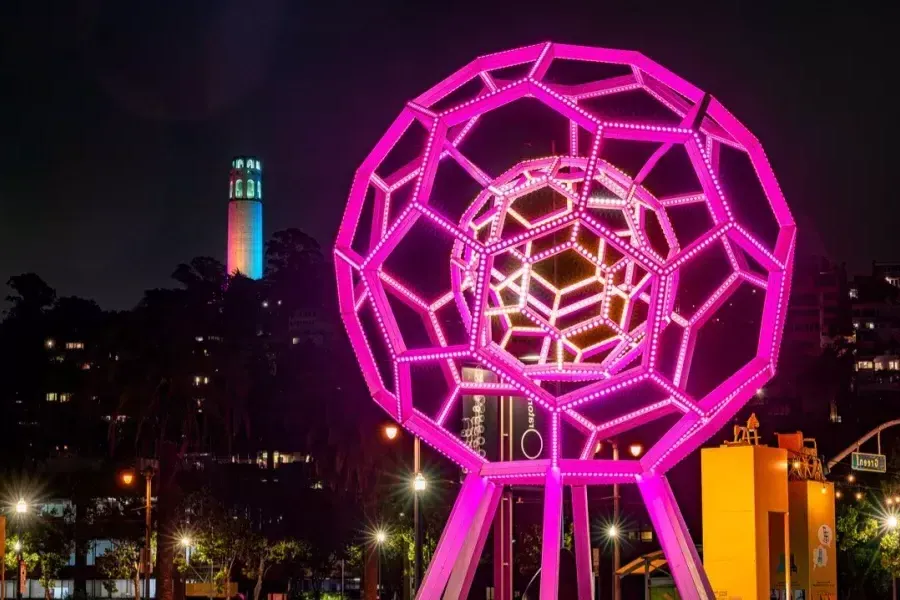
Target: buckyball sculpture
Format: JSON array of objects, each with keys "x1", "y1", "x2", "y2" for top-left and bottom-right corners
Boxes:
[{"x1": 334, "y1": 42, "x2": 795, "y2": 600}]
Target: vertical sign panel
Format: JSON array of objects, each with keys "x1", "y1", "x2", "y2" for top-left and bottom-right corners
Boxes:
[
  {"x1": 511, "y1": 396, "x2": 545, "y2": 461},
  {"x1": 461, "y1": 367, "x2": 499, "y2": 462}
]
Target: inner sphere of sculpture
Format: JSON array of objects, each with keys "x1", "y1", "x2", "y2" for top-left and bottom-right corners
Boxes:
[{"x1": 334, "y1": 42, "x2": 795, "y2": 477}]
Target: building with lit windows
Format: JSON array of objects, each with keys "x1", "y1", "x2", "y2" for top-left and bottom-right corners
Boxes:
[{"x1": 227, "y1": 157, "x2": 264, "y2": 279}]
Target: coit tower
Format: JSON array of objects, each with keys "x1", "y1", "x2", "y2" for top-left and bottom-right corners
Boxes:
[{"x1": 227, "y1": 157, "x2": 263, "y2": 279}]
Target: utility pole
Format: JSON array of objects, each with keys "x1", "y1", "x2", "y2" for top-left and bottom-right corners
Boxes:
[
  {"x1": 413, "y1": 437, "x2": 423, "y2": 592},
  {"x1": 144, "y1": 468, "x2": 153, "y2": 600},
  {"x1": 612, "y1": 443, "x2": 620, "y2": 600}
]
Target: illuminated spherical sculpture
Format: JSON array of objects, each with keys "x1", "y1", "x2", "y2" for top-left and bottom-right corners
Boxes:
[{"x1": 335, "y1": 43, "x2": 795, "y2": 600}]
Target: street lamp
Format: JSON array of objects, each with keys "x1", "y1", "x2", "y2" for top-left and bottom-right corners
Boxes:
[
  {"x1": 15, "y1": 499, "x2": 27, "y2": 514},
  {"x1": 14, "y1": 540, "x2": 24, "y2": 600},
  {"x1": 847, "y1": 473, "x2": 856, "y2": 483},
  {"x1": 413, "y1": 472, "x2": 428, "y2": 492},
  {"x1": 607, "y1": 525, "x2": 619, "y2": 538},
  {"x1": 628, "y1": 443, "x2": 643, "y2": 458},
  {"x1": 118, "y1": 466, "x2": 154, "y2": 600},
  {"x1": 180, "y1": 536, "x2": 192, "y2": 565},
  {"x1": 383, "y1": 425, "x2": 399, "y2": 441},
  {"x1": 888, "y1": 515, "x2": 899, "y2": 530},
  {"x1": 374, "y1": 530, "x2": 387, "y2": 600},
  {"x1": 120, "y1": 470, "x2": 135, "y2": 486}
]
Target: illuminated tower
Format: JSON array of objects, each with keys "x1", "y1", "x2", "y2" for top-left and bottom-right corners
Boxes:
[{"x1": 227, "y1": 157, "x2": 263, "y2": 279}]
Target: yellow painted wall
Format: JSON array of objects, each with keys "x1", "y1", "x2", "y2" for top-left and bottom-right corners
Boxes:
[
  {"x1": 771, "y1": 481, "x2": 837, "y2": 599},
  {"x1": 702, "y1": 445, "x2": 789, "y2": 600}
]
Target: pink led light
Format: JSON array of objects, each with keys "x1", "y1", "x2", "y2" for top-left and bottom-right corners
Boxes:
[{"x1": 335, "y1": 43, "x2": 794, "y2": 600}]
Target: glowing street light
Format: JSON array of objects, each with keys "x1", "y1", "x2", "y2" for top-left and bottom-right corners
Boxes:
[
  {"x1": 847, "y1": 474, "x2": 855, "y2": 483},
  {"x1": 375, "y1": 530, "x2": 387, "y2": 545},
  {"x1": 383, "y1": 425, "x2": 399, "y2": 441},
  {"x1": 856, "y1": 492, "x2": 864, "y2": 501},
  {"x1": 606, "y1": 525, "x2": 619, "y2": 539},
  {"x1": 414, "y1": 472, "x2": 428, "y2": 492},
  {"x1": 120, "y1": 470, "x2": 136, "y2": 486},
  {"x1": 887, "y1": 515, "x2": 899, "y2": 530},
  {"x1": 15, "y1": 499, "x2": 27, "y2": 514},
  {"x1": 13, "y1": 541, "x2": 22, "y2": 553},
  {"x1": 629, "y1": 443, "x2": 643, "y2": 458},
  {"x1": 836, "y1": 491, "x2": 843, "y2": 499},
  {"x1": 180, "y1": 536, "x2": 192, "y2": 548}
]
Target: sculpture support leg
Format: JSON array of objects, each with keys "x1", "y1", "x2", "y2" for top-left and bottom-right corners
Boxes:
[
  {"x1": 444, "y1": 483, "x2": 503, "y2": 600},
  {"x1": 416, "y1": 473, "x2": 490, "y2": 600},
  {"x1": 540, "y1": 467, "x2": 564, "y2": 600},
  {"x1": 493, "y1": 489, "x2": 513, "y2": 600},
  {"x1": 572, "y1": 485, "x2": 593, "y2": 600},
  {"x1": 637, "y1": 473, "x2": 714, "y2": 600}
]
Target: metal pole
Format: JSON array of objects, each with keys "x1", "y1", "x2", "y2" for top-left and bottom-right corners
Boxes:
[
  {"x1": 413, "y1": 436, "x2": 423, "y2": 593},
  {"x1": 377, "y1": 548, "x2": 382, "y2": 600},
  {"x1": 16, "y1": 554, "x2": 22, "y2": 600},
  {"x1": 341, "y1": 559, "x2": 345, "y2": 600},
  {"x1": 643, "y1": 557, "x2": 650, "y2": 600},
  {"x1": 612, "y1": 443, "x2": 620, "y2": 600},
  {"x1": 145, "y1": 470, "x2": 152, "y2": 600}
]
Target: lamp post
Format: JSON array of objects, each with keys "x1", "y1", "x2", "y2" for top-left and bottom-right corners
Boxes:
[
  {"x1": 375, "y1": 531, "x2": 387, "y2": 600},
  {"x1": 119, "y1": 468, "x2": 154, "y2": 600},
  {"x1": 612, "y1": 443, "x2": 620, "y2": 600},
  {"x1": 14, "y1": 541, "x2": 23, "y2": 600},
  {"x1": 181, "y1": 537, "x2": 192, "y2": 566},
  {"x1": 888, "y1": 515, "x2": 899, "y2": 600},
  {"x1": 413, "y1": 438, "x2": 426, "y2": 593},
  {"x1": 143, "y1": 468, "x2": 153, "y2": 600},
  {"x1": 382, "y1": 425, "x2": 426, "y2": 594}
]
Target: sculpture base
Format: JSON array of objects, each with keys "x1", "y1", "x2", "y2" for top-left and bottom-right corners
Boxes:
[{"x1": 416, "y1": 471, "x2": 713, "y2": 600}]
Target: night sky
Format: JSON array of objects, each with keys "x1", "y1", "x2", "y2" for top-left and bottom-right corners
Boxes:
[{"x1": 0, "y1": 0, "x2": 895, "y2": 310}]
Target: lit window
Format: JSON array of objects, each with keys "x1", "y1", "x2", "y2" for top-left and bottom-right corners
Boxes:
[
  {"x1": 257, "y1": 179, "x2": 262, "y2": 199},
  {"x1": 853, "y1": 322, "x2": 859, "y2": 329},
  {"x1": 65, "y1": 342, "x2": 84, "y2": 350},
  {"x1": 849, "y1": 288, "x2": 859, "y2": 299},
  {"x1": 867, "y1": 322, "x2": 875, "y2": 329},
  {"x1": 46, "y1": 393, "x2": 58, "y2": 402},
  {"x1": 229, "y1": 180, "x2": 233, "y2": 199},
  {"x1": 81, "y1": 363, "x2": 91, "y2": 370},
  {"x1": 875, "y1": 362, "x2": 885, "y2": 371},
  {"x1": 292, "y1": 337, "x2": 300, "y2": 345},
  {"x1": 857, "y1": 361, "x2": 874, "y2": 370},
  {"x1": 255, "y1": 160, "x2": 261, "y2": 169},
  {"x1": 237, "y1": 159, "x2": 244, "y2": 169},
  {"x1": 59, "y1": 393, "x2": 72, "y2": 403},
  {"x1": 247, "y1": 179, "x2": 255, "y2": 198},
  {"x1": 235, "y1": 180, "x2": 243, "y2": 198},
  {"x1": 890, "y1": 360, "x2": 900, "y2": 371},
  {"x1": 640, "y1": 530, "x2": 654, "y2": 543}
]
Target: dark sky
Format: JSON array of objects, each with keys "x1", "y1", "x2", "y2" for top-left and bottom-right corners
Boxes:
[{"x1": 0, "y1": 0, "x2": 895, "y2": 310}]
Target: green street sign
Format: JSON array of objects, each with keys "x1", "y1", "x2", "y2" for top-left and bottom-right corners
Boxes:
[{"x1": 851, "y1": 452, "x2": 886, "y2": 473}]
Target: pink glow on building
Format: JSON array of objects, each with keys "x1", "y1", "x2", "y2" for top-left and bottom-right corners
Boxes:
[{"x1": 334, "y1": 43, "x2": 795, "y2": 599}]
